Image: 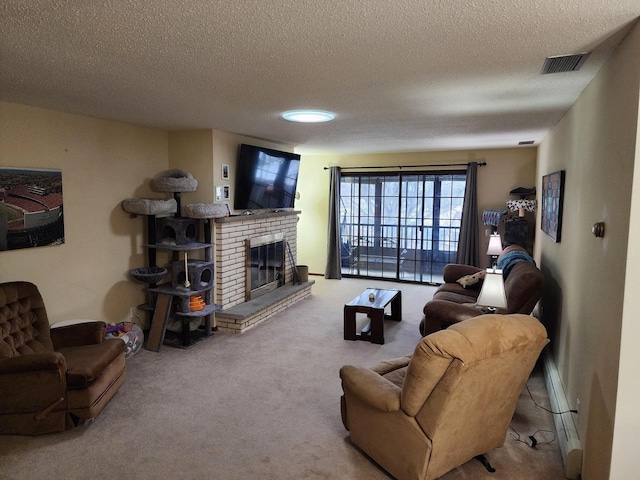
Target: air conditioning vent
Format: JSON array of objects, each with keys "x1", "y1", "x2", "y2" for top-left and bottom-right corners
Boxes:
[
  {"x1": 519, "y1": 140, "x2": 535, "y2": 145},
  {"x1": 541, "y1": 53, "x2": 590, "y2": 74}
]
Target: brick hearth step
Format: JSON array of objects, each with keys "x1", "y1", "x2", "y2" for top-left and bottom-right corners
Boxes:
[{"x1": 215, "y1": 281, "x2": 314, "y2": 333}]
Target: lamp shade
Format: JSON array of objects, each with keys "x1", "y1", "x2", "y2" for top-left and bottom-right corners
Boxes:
[
  {"x1": 486, "y1": 233, "x2": 503, "y2": 256},
  {"x1": 477, "y1": 268, "x2": 507, "y2": 309}
]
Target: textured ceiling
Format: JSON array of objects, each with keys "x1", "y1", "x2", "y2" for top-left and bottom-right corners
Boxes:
[{"x1": 1, "y1": 1, "x2": 639, "y2": 154}]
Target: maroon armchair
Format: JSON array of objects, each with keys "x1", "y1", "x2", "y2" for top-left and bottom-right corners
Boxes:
[{"x1": 0, "y1": 281, "x2": 126, "y2": 435}]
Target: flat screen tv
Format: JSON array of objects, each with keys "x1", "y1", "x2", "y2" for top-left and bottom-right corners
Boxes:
[{"x1": 234, "y1": 144, "x2": 301, "y2": 211}]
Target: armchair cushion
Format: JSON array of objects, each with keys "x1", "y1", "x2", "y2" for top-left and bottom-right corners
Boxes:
[{"x1": 57, "y1": 340, "x2": 124, "y2": 389}]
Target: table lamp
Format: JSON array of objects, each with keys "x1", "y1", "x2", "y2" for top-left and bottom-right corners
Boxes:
[
  {"x1": 477, "y1": 268, "x2": 507, "y2": 314},
  {"x1": 486, "y1": 233, "x2": 503, "y2": 267}
]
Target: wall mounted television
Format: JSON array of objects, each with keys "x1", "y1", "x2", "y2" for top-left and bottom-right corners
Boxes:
[{"x1": 234, "y1": 144, "x2": 301, "y2": 211}]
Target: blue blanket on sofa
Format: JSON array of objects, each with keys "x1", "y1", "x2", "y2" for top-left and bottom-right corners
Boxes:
[{"x1": 497, "y1": 250, "x2": 536, "y2": 278}]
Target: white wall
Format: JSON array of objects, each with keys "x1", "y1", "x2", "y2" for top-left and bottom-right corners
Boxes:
[
  {"x1": 610, "y1": 23, "x2": 640, "y2": 479},
  {"x1": 536, "y1": 21, "x2": 640, "y2": 479},
  {"x1": 0, "y1": 101, "x2": 168, "y2": 323}
]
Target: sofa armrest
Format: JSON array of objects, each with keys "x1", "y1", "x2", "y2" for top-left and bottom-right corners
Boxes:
[
  {"x1": 420, "y1": 300, "x2": 488, "y2": 336},
  {"x1": 51, "y1": 321, "x2": 106, "y2": 349},
  {"x1": 423, "y1": 300, "x2": 484, "y2": 321},
  {"x1": 340, "y1": 365, "x2": 401, "y2": 412},
  {"x1": 443, "y1": 264, "x2": 483, "y2": 283}
]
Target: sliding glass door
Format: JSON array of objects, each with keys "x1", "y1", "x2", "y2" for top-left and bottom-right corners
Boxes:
[{"x1": 339, "y1": 172, "x2": 466, "y2": 283}]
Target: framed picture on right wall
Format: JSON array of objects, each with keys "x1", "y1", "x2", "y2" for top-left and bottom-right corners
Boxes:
[{"x1": 541, "y1": 170, "x2": 566, "y2": 242}]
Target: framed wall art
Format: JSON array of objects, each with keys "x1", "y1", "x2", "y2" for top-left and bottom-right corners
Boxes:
[
  {"x1": 0, "y1": 167, "x2": 65, "y2": 251},
  {"x1": 541, "y1": 170, "x2": 565, "y2": 243},
  {"x1": 222, "y1": 164, "x2": 229, "y2": 180}
]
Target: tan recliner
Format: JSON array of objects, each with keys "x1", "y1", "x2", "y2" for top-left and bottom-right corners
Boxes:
[
  {"x1": 0, "y1": 281, "x2": 126, "y2": 435},
  {"x1": 340, "y1": 314, "x2": 548, "y2": 480}
]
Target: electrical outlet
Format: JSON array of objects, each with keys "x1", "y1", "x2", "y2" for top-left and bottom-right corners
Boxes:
[{"x1": 576, "y1": 398, "x2": 580, "y2": 417}]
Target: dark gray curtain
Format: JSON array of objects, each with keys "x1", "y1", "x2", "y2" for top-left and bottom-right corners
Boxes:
[
  {"x1": 456, "y1": 162, "x2": 480, "y2": 266},
  {"x1": 325, "y1": 166, "x2": 342, "y2": 279}
]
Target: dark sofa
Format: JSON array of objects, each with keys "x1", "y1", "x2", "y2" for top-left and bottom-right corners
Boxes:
[{"x1": 419, "y1": 245, "x2": 544, "y2": 336}]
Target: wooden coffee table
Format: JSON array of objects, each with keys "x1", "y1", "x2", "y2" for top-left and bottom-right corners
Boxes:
[{"x1": 344, "y1": 288, "x2": 402, "y2": 345}]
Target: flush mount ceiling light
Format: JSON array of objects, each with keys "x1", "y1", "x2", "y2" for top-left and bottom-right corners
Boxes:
[{"x1": 281, "y1": 110, "x2": 335, "y2": 123}]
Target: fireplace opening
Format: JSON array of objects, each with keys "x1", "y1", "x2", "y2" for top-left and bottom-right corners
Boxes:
[{"x1": 246, "y1": 233, "x2": 285, "y2": 300}]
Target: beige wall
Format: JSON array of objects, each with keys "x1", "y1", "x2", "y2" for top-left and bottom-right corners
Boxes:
[
  {"x1": 168, "y1": 130, "x2": 215, "y2": 207},
  {"x1": 0, "y1": 101, "x2": 168, "y2": 324},
  {"x1": 168, "y1": 129, "x2": 295, "y2": 215},
  {"x1": 0, "y1": 106, "x2": 296, "y2": 324},
  {"x1": 536, "y1": 21, "x2": 640, "y2": 479},
  {"x1": 297, "y1": 148, "x2": 537, "y2": 274}
]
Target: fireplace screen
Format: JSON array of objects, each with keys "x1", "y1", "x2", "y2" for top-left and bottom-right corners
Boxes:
[{"x1": 246, "y1": 233, "x2": 285, "y2": 300}]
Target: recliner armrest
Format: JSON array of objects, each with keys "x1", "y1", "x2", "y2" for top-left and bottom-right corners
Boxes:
[
  {"x1": 0, "y1": 354, "x2": 69, "y2": 434},
  {"x1": 51, "y1": 321, "x2": 106, "y2": 349},
  {"x1": 340, "y1": 365, "x2": 401, "y2": 412},
  {"x1": 370, "y1": 355, "x2": 412, "y2": 376},
  {"x1": 0, "y1": 352, "x2": 65, "y2": 374},
  {"x1": 0, "y1": 353, "x2": 67, "y2": 415}
]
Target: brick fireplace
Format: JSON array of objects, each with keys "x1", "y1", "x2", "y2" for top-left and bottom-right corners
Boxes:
[{"x1": 213, "y1": 211, "x2": 312, "y2": 333}]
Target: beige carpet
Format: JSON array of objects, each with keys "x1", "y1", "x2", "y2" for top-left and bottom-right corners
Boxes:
[{"x1": 0, "y1": 276, "x2": 565, "y2": 479}]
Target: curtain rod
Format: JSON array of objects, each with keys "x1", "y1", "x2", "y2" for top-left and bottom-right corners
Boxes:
[{"x1": 323, "y1": 161, "x2": 486, "y2": 170}]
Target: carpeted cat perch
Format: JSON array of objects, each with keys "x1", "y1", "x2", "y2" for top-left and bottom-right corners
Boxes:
[
  {"x1": 122, "y1": 198, "x2": 177, "y2": 216},
  {"x1": 153, "y1": 169, "x2": 198, "y2": 192},
  {"x1": 184, "y1": 203, "x2": 228, "y2": 219}
]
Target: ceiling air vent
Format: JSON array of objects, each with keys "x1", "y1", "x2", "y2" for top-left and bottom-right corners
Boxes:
[
  {"x1": 541, "y1": 53, "x2": 590, "y2": 74},
  {"x1": 519, "y1": 140, "x2": 535, "y2": 145}
]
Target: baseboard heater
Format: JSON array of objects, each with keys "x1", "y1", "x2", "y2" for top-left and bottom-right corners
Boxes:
[{"x1": 543, "y1": 349, "x2": 583, "y2": 479}]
